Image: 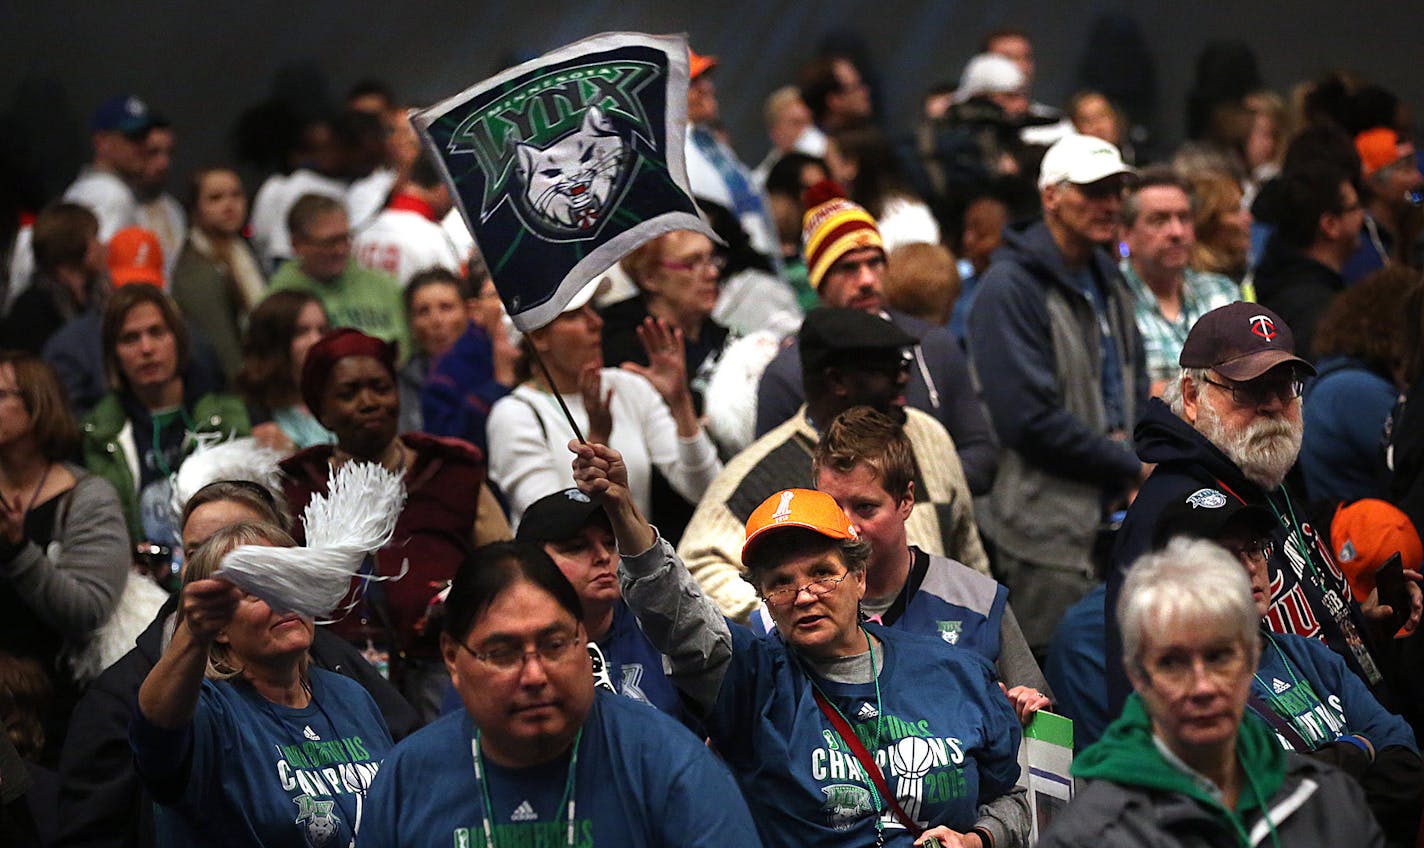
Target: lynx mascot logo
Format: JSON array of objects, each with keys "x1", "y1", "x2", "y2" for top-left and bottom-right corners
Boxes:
[
  {"x1": 293, "y1": 795, "x2": 340, "y2": 847},
  {"x1": 416, "y1": 33, "x2": 714, "y2": 331},
  {"x1": 515, "y1": 106, "x2": 627, "y2": 231},
  {"x1": 444, "y1": 61, "x2": 658, "y2": 242}
]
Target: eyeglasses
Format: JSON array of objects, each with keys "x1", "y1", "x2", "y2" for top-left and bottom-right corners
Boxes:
[
  {"x1": 1202, "y1": 375, "x2": 1303, "y2": 407},
  {"x1": 659, "y1": 254, "x2": 726, "y2": 274},
  {"x1": 1141, "y1": 644, "x2": 1248, "y2": 689},
  {"x1": 762, "y1": 573, "x2": 850, "y2": 607},
  {"x1": 1224, "y1": 540, "x2": 1274, "y2": 564},
  {"x1": 457, "y1": 631, "x2": 583, "y2": 672}
]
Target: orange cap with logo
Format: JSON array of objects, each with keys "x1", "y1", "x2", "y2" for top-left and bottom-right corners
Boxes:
[
  {"x1": 107, "y1": 226, "x2": 165, "y2": 287},
  {"x1": 742, "y1": 488, "x2": 858, "y2": 565},
  {"x1": 1332, "y1": 498, "x2": 1423, "y2": 601}
]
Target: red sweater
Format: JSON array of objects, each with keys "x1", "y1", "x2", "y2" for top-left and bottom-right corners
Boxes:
[{"x1": 281, "y1": 433, "x2": 486, "y2": 659}]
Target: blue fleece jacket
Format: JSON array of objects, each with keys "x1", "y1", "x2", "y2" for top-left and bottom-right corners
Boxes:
[{"x1": 1300, "y1": 355, "x2": 1395, "y2": 503}]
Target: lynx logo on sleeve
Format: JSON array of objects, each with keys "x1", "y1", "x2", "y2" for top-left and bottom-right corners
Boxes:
[
  {"x1": 415, "y1": 33, "x2": 714, "y2": 332},
  {"x1": 936, "y1": 621, "x2": 962, "y2": 645}
]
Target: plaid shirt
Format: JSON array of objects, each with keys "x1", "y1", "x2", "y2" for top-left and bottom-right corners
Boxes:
[{"x1": 1120, "y1": 259, "x2": 1240, "y2": 387}]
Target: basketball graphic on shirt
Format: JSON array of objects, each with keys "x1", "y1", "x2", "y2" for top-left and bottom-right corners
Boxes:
[
  {"x1": 888, "y1": 736, "x2": 934, "y2": 825},
  {"x1": 888, "y1": 736, "x2": 935, "y2": 779}
]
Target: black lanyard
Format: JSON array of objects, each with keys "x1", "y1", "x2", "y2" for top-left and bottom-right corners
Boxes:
[{"x1": 877, "y1": 548, "x2": 932, "y2": 627}]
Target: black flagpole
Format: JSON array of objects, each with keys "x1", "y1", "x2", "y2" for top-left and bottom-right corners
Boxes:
[{"x1": 526, "y1": 341, "x2": 588, "y2": 445}]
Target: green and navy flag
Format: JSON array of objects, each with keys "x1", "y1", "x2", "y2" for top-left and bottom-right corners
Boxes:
[{"x1": 413, "y1": 32, "x2": 715, "y2": 332}]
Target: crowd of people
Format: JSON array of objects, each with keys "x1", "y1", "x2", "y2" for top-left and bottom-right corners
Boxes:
[{"x1": 1, "y1": 23, "x2": 1424, "y2": 848}]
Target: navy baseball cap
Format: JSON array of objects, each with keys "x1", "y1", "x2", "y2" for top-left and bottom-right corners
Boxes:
[{"x1": 92, "y1": 95, "x2": 158, "y2": 137}]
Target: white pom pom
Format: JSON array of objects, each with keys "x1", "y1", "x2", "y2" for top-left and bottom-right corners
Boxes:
[
  {"x1": 170, "y1": 435, "x2": 285, "y2": 520},
  {"x1": 215, "y1": 461, "x2": 407, "y2": 617}
]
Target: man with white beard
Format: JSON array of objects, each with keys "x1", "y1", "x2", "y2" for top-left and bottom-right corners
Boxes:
[{"x1": 1103, "y1": 302, "x2": 1420, "y2": 714}]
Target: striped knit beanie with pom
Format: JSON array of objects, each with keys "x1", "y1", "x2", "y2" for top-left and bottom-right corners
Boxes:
[{"x1": 801, "y1": 180, "x2": 884, "y2": 290}]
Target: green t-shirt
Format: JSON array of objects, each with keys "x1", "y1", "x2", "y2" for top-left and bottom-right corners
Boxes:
[{"x1": 268, "y1": 259, "x2": 410, "y2": 355}]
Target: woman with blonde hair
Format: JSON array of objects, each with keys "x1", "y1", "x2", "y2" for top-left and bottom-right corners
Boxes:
[
  {"x1": 131, "y1": 521, "x2": 392, "y2": 846},
  {"x1": 1189, "y1": 170, "x2": 1253, "y2": 282}
]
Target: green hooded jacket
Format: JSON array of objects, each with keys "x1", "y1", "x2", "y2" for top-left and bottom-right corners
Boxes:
[{"x1": 1073, "y1": 694, "x2": 1287, "y2": 847}]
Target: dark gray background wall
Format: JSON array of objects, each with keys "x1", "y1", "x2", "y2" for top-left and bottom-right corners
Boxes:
[{"x1": 3, "y1": 0, "x2": 1419, "y2": 203}]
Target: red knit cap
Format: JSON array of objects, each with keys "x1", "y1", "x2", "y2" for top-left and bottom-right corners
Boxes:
[
  {"x1": 300, "y1": 328, "x2": 398, "y2": 417},
  {"x1": 801, "y1": 180, "x2": 884, "y2": 290}
]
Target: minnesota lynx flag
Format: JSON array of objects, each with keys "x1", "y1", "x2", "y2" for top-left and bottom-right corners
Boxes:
[{"x1": 413, "y1": 32, "x2": 715, "y2": 332}]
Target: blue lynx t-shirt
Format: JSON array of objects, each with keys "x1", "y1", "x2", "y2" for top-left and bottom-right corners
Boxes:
[
  {"x1": 131, "y1": 668, "x2": 392, "y2": 848},
  {"x1": 358, "y1": 689, "x2": 760, "y2": 848},
  {"x1": 1250, "y1": 631, "x2": 1416, "y2": 753},
  {"x1": 710, "y1": 623, "x2": 1021, "y2": 847}
]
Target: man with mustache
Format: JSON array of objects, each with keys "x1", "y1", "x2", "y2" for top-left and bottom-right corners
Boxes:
[{"x1": 1105, "y1": 302, "x2": 1420, "y2": 715}]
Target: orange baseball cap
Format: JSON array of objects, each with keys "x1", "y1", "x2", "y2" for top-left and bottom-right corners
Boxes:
[
  {"x1": 107, "y1": 226, "x2": 165, "y2": 287},
  {"x1": 1332, "y1": 498, "x2": 1423, "y2": 601},
  {"x1": 1355, "y1": 127, "x2": 1405, "y2": 178},
  {"x1": 741, "y1": 488, "x2": 858, "y2": 566},
  {"x1": 689, "y1": 48, "x2": 718, "y2": 81}
]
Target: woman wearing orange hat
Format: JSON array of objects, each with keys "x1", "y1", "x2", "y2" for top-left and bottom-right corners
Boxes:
[{"x1": 571, "y1": 441, "x2": 1028, "y2": 848}]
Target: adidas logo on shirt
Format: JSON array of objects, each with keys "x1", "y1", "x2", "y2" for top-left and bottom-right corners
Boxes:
[
  {"x1": 303, "y1": 725, "x2": 321, "y2": 741},
  {"x1": 856, "y1": 702, "x2": 879, "y2": 720},
  {"x1": 1271, "y1": 678, "x2": 1291, "y2": 695},
  {"x1": 511, "y1": 801, "x2": 538, "y2": 822}
]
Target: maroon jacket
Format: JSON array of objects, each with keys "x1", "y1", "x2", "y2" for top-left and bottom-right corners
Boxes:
[{"x1": 281, "y1": 432, "x2": 486, "y2": 659}]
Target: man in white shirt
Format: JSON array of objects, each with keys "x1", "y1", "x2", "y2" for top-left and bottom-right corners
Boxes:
[
  {"x1": 134, "y1": 121, "x2": 186, "y2": 278},
  {"x1": 63, "y1": 94, "x2": 156, "y2": 242},
  {"x1": 353, "y1": 155, "x2": 461, "y2": 287}
]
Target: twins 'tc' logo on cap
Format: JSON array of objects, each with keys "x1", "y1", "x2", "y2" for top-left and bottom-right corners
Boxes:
[{"x1": 1249, "y1": 314, "x2": 1277, "y2": 341}]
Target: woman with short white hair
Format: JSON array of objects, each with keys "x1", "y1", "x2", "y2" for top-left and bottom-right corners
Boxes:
[{"x1": 1040, "y1": 537, "x2": 1384, "y2": 847}]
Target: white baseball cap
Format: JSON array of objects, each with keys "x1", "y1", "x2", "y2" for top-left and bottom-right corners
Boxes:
[
  {"x1": 559, "y1": 279, "x2": 600, "y2": 315},
  {"x1": 1037, "y1": 133, "x2": 1134, "y2": 190},
  {"x1": 957, "y1": 53, "x2": 1026, "y2": 102}
]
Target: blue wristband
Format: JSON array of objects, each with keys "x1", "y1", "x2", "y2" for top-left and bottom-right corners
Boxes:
[{"x1": 1338, "y1": 735, "x2": 1372, "y2": 758}]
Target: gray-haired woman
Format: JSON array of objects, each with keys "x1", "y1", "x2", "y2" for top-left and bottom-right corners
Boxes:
[{"x1": 1039, "y1": 537, "x2": 1384, "y2": 847}]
